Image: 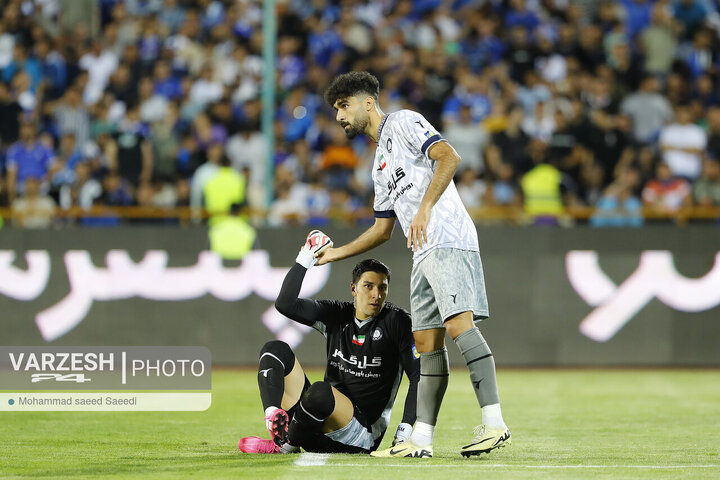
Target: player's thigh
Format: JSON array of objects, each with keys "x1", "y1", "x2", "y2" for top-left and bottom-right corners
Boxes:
[
  {"x1": 410, "y1": 258, "x2": 443, "y2": 332},
  {"x1": 321, "y1": 386, "x2": 354, "y2": 433},
  {"x1": 422, "y1": 248, "x2": 489, "y2": 324},
  {"x1": 323, "y1": 416, "x2": 375, "y2": 452},
  {"x1": 281, "y1": 357, "x2": 307, "y2": 411}
]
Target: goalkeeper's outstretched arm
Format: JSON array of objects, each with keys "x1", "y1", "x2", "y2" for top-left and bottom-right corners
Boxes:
[
  {"x1": 275, "y1": 230, "x2": 337, "y2": 327},
  {"x1": 274, "y1": 263, "x2": 324, "y2": 327}
]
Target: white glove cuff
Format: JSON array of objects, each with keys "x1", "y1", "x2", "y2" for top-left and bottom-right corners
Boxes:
[{"x1": 295, "y1": 249, "x2": 316, "y2": 269}]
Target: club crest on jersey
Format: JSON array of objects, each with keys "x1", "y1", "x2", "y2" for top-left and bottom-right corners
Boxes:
[
  {"x1": 352, "y1": 335, "x2": 366, "y2": 346},
  {"x1": 386, "y1": 137, "x2": 392, "y2": 152},
  {"x1": 372, "y1": 328, "x2": 383, "y2": 340}
]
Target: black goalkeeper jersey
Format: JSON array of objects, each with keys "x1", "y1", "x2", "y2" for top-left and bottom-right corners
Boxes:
[{"x1": 275, "y1": 263, "x2": 419, "y2": 438}]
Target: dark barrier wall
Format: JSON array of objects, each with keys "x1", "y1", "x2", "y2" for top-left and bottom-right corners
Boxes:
[{"x1": 2, "y1": 226, "x2": 719, "y2": 366}]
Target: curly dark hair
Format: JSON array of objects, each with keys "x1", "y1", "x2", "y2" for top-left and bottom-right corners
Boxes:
[
  {"x1": 352, "y1": 258, "x2": 391, "y2": 284},
  {"x1": 324, "y1": 71, "x2": 380, "y2": 107}
]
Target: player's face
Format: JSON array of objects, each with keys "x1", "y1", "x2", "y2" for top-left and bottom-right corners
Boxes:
[
  {"x1": 352, "y1": 271, "x2": 389, "y2": 320},
  {"x1": 333, "y1": 96, "x2": 370, "y2": 139}
]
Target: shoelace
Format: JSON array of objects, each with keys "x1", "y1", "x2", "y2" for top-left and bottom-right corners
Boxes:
[{"x1": 472, "y1": 424, "x2": 487, "y2": 440}]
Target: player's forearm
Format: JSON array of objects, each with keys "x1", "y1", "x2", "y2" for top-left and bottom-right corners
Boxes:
[
  {"x1": 325, "y1": 222, "x2": 391, "y2": 262},
  {"x1": 274, "y1": 263, "x2": 316, "y2": 326},
  {"x1": 401, "y1": 377, "x2": 418, "y2": 425},
  {"x1": 420, "y1": 146, "x2": 460, "y2": 213}
]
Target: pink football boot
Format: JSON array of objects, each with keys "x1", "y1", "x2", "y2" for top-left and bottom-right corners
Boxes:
[
  {"x1": 237, "y1": 409, "x2": 290, "y2": 454},
  {"x1": 238, "y1": 436, "x2": 281, "y2": 454},
  {"x1": 265, "y1": 409, "x2": 289, "y2": 446}
]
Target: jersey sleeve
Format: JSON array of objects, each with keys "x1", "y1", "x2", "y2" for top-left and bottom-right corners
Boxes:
[
  {"x1": 397, "y1": 111, "x2": 444, "y2": 161},
  {"x1": 274, "y1": 263, "x2": 347, "y2": 333}
]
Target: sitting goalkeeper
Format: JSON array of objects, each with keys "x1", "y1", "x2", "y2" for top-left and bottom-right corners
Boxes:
[{"x1": 238, "y1": 231, "x2": 419, "y2": 454}]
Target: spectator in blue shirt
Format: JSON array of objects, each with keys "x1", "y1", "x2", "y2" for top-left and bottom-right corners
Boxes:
[
  {"x1": 6, "y1": 122, "x2": 58, "y2": 202},
  {"x1": 443, "y1": 73, "x2": 492, "y2": 126},
  {"x1": 674, "y1": 0, "x2": 709, "y2": 40},
  {"x1": 504, "y1": 0, "x2": 541, "y2": 31},
  {"x1": 36, "y1": 38, "x2": 66, "y2": 100},
  {"x1": 461, "y1": 17, "x2": 505, "y2": 73},
  {"x1": 153, "y1": 60, "x2": 183, "y2": 100},
  {"x1": 50, "y1": 133, "x2": 84, "y2": 193},
  {"x1": 620, "y1": 0, "x2": 654, "y2": 40},
  {"x1": 2, "y1": 45, "x2": 43, "y2": 92},
  {"x1": 306, "y1": 15, "x2": 344, "y2": 69}
]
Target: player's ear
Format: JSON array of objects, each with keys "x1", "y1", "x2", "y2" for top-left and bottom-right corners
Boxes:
[
  {"x1": 365, "y1": 96, "x2": 374, "y2": 111},
  {"x1": 350, "y1": 282, "x2": 356, "y2": 297}
]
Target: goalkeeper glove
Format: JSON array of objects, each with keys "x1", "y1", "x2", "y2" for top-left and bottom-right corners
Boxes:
[
  {"x1": 392, "y1": 423, "x2": 412, "y2": 446},
  {"x1": 296, "y1": 230, "x2": 333, "y2": 269}
]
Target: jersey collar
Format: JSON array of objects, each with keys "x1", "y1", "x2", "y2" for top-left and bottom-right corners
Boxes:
[
  {"x1": 377, "y1": 113, "x2": 389, "y2": 142},
  {"x1": 354, "y1": 317, "x2": 374, "y2": 329}
]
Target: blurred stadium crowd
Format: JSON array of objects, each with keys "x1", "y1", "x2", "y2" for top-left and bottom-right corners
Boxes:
[{"x1": 1, "y1": 0, "x2": 720, "y2": 228}]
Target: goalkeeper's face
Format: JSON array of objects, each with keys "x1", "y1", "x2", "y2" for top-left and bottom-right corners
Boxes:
[
  {"x1": 333, "y1": 96, "x2": 370, "y2": 139},
  {"x1": 351, "y1": 271, "x2": 389, "y2": 320}
]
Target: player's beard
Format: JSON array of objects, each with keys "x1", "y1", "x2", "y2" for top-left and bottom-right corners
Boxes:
[{"x1": 342, "y1": 112, "x2": 369, "y2": 139}]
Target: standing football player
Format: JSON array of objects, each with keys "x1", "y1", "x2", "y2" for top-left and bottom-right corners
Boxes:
[
  {"x1": 238, "y1": 230, "x2": 419, "y2": 454},
  {"x1": 317, "y1": 71, "x2": 511, "y2": 458}
]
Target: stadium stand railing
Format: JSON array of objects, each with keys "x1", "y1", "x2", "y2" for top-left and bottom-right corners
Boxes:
[{"x1": 1, "y1": 206, "x2": 719, "y2": 226}]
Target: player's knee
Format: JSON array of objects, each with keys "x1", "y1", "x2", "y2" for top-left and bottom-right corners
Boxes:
[
  {"x1": 413, "y1": 328, "x2": 445, "y2": 352},
  {"x1": 301, "y1": 381, "x2": 335, "y2": 419},
  {"x1": 259, "y1": 340, "x2": 295, "y2": 376},
  {"x1": 444, "y1": 312, "x2": 474, "y2": 339}
]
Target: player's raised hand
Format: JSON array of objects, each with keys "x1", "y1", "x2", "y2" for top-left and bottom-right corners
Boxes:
[
  {"x1": 296, "y1": 230, "x2": 333, "y2": 268},
  {"x1": 407, "y1": 207, "x2": 430, "y2": 251},
  {"x1": 305, "y1": 230, "x2": 333, "y2": 257}
]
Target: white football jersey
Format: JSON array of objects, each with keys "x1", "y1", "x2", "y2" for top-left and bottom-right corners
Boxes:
[{"x1": 372, "y1": 109, "x2": 479, "y2": 263}]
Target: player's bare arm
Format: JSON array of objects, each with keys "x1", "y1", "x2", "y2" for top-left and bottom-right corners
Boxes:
[
  {"x1": 407, "y1": 141, "x2": 462, "y2": 251},
  {"x1": 316, "y1": 217, "x2": 395, "y2": 265}
]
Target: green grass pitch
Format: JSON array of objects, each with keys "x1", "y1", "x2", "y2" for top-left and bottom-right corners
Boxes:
[{"x1": 2, "y1": 369, "x2": 719, "y2": 479}]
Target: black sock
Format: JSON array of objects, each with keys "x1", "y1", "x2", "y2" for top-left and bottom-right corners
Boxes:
[{"x1": 257, "y1": 340, "x2": 295, "y2": 411}]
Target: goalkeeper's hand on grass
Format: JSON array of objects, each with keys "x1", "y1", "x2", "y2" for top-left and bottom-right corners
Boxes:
[
  {"x1": 391, "y1": 423, "x2": 412, "y2": 446},
  {"x1": 296, "y1": 230, "x2": 333, "y2": 269}
]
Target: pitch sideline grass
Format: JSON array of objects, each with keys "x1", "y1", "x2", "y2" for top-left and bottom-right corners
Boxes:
[{"x1": 2, "y1": 369, "x2": 719, "y2": 479}]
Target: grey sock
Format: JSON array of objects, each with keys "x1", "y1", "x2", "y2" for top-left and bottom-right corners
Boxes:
[
  {"x1": 416, "y1": 347, "x2": 450, "y2": 426},
  {"x1": 454, "y1": 327, "x2": 500, "y2": 406}
]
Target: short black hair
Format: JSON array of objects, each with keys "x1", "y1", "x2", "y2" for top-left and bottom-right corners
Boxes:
[
  {"x1": 324, "y1": 71, "x2": 380, "y2": 107},
  {"x1": 351, "y1": 259, "x2": 390, "y2": 284}
]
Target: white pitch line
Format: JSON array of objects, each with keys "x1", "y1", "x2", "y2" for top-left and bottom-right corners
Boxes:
[
  {"x1": 332, "y1": 464, "x2": 720, "y2": 469},
  {"x1": 294, "y1": 453, "x2": 330, "y2": 466}
]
